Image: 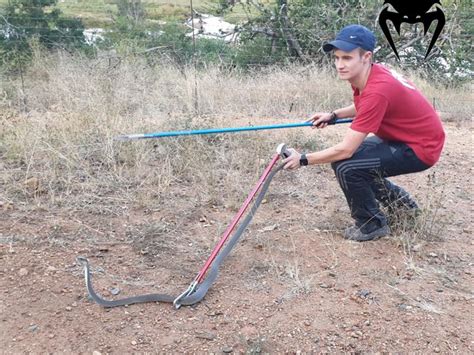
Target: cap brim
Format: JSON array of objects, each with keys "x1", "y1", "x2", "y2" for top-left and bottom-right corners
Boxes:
[{"x1": 323, "y1": 40, "x2": 359, "y2": 53}]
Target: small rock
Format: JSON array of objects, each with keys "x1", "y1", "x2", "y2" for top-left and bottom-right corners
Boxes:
[
  {"x1": 434, "y1": 347, "x2": 440, "y2": 353},
  {"x1": 357, "y1": 289, "x2": 371, "y2": 298},
  {"x1": 428, "y1": 252, "x2": 438, "y2": 258},
  {"x1": 131, "y1": 340, "x2": 137, "y2": 346},
  {"x1": 65, "y1": 306, "x2": 72, "y2": 311},
  {"x1": 110, "y1": 288, "x2": 120, "y2": 296},
  {"x1": 92, "y1": 351, "x2": 102, "y2": 355},
  {"x1": 196, "y1": 332, "x2": 216, "y2": 341},
  {"x1": 25, "y1": 177, "x2": 41, "y2": 192},
  {"x1": 398, "y1": 304, "x2": 411, "y2": 311},
  {"x1": 260, "y1": 224, "x2": 278, "y2": 232},
  {"x1": 48, "y1": 334, "x2": 55, "y2": 339},
  {"x1": 412, "y1": 244, "x2": 423, "y2": 252},
  {"x1": 350, "y1": 332, "x2": 359, "y2": 338},
  {"x1": 319, "y1": 283, "x2": 330, "y2": 289},
  {"x1": 222, "y1": 346, "x2": 233, "y2": 353},
  {"x1": 46, "y1": 266, "x2": 57, "y2": 272},
  {"x1": 18, "y1": 268, "x2": 29, "y2": 277},
  {"x1": 29, "y1": 325, "x2": 39, "y2": 332}
]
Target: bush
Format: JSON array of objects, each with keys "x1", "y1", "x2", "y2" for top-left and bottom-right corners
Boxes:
[{"x1": 0, "y1": 0, "x2": 89, "y2": 72}]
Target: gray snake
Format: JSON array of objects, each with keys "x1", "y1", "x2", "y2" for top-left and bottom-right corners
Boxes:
[{"x1": 77, "y1": 164, "x2": 284, "y2": 308}]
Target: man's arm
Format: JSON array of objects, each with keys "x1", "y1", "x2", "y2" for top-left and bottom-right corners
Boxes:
[
  {"x1": 333, "y1": 104, "x2": 356, "y2": 119},
  {"x1": 283, "y1": 129, "x2": 367, "y2": 169}
]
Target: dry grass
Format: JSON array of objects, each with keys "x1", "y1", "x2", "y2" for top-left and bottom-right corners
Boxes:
[
  {"x1": 0, "y1": 53, "x2": 350, "y2": 213},
  {"x1": 403, "y1": 67, "x2": 473, "y2": 121},
  {"x1": 386, "y1": 172, "x2": 447, "y2": 254},
  {"x1": 0, "y1": 51, "x2": 470, "y2": 233}
]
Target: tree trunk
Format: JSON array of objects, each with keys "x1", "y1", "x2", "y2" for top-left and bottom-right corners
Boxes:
[{"x1": 278, "y1": 0, "x2": 304, "y2": 58}]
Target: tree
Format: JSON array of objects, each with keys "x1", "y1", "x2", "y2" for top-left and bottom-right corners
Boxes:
[
  {"x1": 0, "y1": 0, "x2": 88, "y2": 71},
  {"x1": 102, "y1": 0, "x2": 153, "y2": 55},
  {"x1": 225, "y1": 0, "x2": 379, "y2": 65},
  {"x1": 116, "y1": 0, "x2": 145, "y2": 25},
  {"x1": 218, "y1": 0, "x2": 473, "y2": 83}
]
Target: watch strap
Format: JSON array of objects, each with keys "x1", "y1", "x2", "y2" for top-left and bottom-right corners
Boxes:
[
  {"x1": 300, "y1": 153, "x2": 309, "y2": 166},
  {"x1": 328, "y1": 111, "x2": 338, "y2": 125}
]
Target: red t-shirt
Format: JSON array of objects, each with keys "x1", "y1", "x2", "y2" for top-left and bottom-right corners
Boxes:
[{"x1": 350, "y1": 63, "x2": 445, "y2": 166}]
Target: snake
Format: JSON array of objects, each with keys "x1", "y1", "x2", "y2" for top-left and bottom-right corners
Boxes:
[{"x1": 77, "y1": 164, "x2": 284, "y2": 308}]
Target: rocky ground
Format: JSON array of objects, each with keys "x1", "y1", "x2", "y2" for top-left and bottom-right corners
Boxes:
[{"x1": 1, "y1": 121, "x2": 472, "y2": 353}]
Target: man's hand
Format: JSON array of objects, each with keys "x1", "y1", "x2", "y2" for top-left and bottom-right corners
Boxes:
[
  {"x1": 309, "y1": 112, "x2": 334, "y2": 129},
  {"x1": 282, "y1": 148, "x2": 302, "y2": 170}
]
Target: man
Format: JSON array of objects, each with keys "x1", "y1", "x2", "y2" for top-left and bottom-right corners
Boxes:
[{"x1": 282, "y1": 24, "x2": 445, "y2": 242}]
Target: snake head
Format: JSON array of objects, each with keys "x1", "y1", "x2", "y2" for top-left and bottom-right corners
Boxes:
[{"x1": 76, "y1": 256, "x2": 89, "y2": 267}]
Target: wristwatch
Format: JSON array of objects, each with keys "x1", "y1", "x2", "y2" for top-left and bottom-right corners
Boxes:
[
  {"x1": 299, "y1": 153, "x2": 309, "y2": 166},
  {"x1": 328, "y1": 111, "x2": 338, "y2": 125}
]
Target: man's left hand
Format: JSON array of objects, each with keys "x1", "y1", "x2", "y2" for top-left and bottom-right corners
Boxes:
[{"x1": 282, "y1": 148, "x2": 302, "y2": 170}]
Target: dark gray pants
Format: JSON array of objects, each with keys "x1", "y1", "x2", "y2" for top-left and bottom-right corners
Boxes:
[{"x1": 331, "y1": 136, "x2": 431, "y2": 233}]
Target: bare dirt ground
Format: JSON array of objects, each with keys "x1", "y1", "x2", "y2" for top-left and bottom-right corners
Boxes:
[{"x1": 1, "y1": 121, "x2": 473, "y2": 353}]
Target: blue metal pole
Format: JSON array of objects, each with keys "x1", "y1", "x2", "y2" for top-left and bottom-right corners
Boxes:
[{"x1": 115, "y1": 118, "x2": 353, "y2": 141}]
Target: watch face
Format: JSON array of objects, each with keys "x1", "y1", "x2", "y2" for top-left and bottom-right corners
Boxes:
[{"x1": 300, "y1": 154, "x2": 308, "y2": 166}]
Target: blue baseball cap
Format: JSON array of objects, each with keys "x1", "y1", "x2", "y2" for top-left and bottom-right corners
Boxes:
[{"x1": 323, "y1": 25, "x2": 376, "y2": 53}]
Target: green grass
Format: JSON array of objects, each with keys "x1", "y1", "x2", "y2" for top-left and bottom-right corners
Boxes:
[
  {"x1": 221, "y1": 0, "x2": 274, "y2": 23},
  {"x1": 55, "y1": 0, "x2": 210, "y2": 27},
  {"x1": 0, "y1": 0, "x2": 276, "y2": 27},
  {"x1": 57, "y1": 0, "x2": 117, "y2": 27},
  {"x1": 0, "y1": 0, "x2": 218, "y2": 27}
]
